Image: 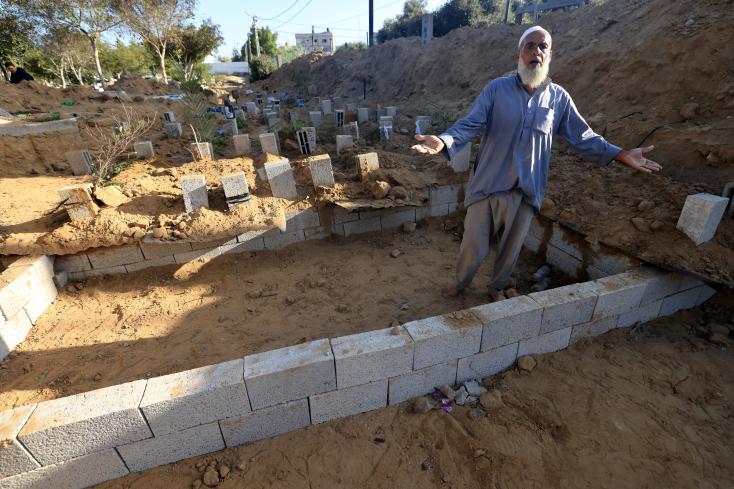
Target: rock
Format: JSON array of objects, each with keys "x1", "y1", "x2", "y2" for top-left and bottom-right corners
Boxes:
[
  {"x1": 532, "y1": 265, "x2": 551, "y2": 281},
  {"x1": 235, "y1": 461, "x2": 246, "y2": 471},
  {"x1": 390, "y1": 325, "x2": 401, "y2": 335},
  {"x1": 421, "y1": 460, "x2": 432, "y2": 471},
  {"x1": 637, "y1": 200, "x2": 655, "y2": 212},
  {"x1": 390, "y1": 249, "x2": 402, "y2": 258},
  {"x1": 454, "y1": 386, "x2": 469, "y2": 405},
  {"x1": 413, "y1": 396, "x2": 435, "y2": 413},
  {"x1": 389, "y1": 186, "x2": 409, "y2": 200},
  {"x1": 531, "y1": 277, "x2": 550, "y2": 292},
  {"x1": 172, "y1": 230, "x2": 187, "y2": 239},
  {"x1": 684, "y1": 17, "x2": 695, "y2": 27},
  {"x1": 192, "y1": 480, "x2": 202, "y2": 489},
  {"x1": 463, "y1": 380, "x2": 487, "y2": 397},
  {"x1": 403, "y1": 222, "x2": 416, "y2": 233},
  {"x1": 202, "y1": 467, "x2": 219, "y2": 487},
  {"x1": 468, "y1": 407, "x2": 486, "y2": 420},
  {"x1": 369, "y1": 180, "x2": 390, "y2": 199},
  {"x1": 479, "y1": 390, "x2": 504, "y2": 410},
  {"x1": 93, "y1": 185, "x2": 131, "y2": 207},
  {"x1": 473, "y1": 449, "x2": 486, "y2": 458},
  {"x1": 151, "y1": 226, "x2": 168, "y2": 239},
  {"x1": 709, "y1": 323, "x2": 730, "y2": 336},
  {"x1": 706, "y1": 152, "x2": 721, "y2": 164},
  {"x1": 680, "y1": 103, "x2": 699, "y2": 121},
  {"x1": 219, "y1": 465, "x2": 230, "y2": 478},
  {"x1": 650, "y1": 220, "x2": 664, "y2": 231},
  {"x1": 540, "y1": 198, "x2": 557, "y2": 214},
  {"x1": 518, "y1": 356, "x2": 536, "y2": 372},
  {"x1": 465, "y1": 395, "x2": 478, "y2": 406},
  {"x1": 709, "y1": 333, "x2": 732, "y2": 346},
  {"x1": 93, "y1": 373, "x2": 102, "y2": 382},
  {"x1": 631, "y1": 217, "x2": 650, "y2": 233},
  {"x1": 439, "y1": 384, "x2": 456, "y2": 401}
]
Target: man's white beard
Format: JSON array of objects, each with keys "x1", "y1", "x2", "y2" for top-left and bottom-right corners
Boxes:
[{"x1": 517, "y1": 59, "x2": 550, "y2": 89}]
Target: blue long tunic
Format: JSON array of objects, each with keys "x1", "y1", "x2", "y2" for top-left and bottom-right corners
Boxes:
[{"x1": 439, "y1": 74, "x2": 622, "y2": 210}]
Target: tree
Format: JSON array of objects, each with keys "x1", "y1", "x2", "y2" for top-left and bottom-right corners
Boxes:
[
  {"x1": 0, "y1": 11, "x2": 36, "y2": 80},
  {"x1": 8, "y1": 0, "x2": 123, "y2": 84},
  {"x1": 167, "y1": 19, "x2": 223, "y2": 81},
  {"x1": 247, "y1": 26, "x2": 277, "y2": 57},
  {"x1": 403, "y1": 0, "x2": 427, "y2": 17},
  {"x1": 100, "y1": 39, "x2": 155, "y2": 78},
  {"x1": 249, "y1": 56, "x2": 273, "y2": 82},
  {"x1": 117, "y1": 0, "x2": 195, "y2": 84},
  {"x1": 41, "y1": 26, "x2": 91, "y2": 87}
]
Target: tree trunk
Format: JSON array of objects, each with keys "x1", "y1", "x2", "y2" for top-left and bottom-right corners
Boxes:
[
  {"x1": 89, "y1": 33, "x2": 104, "y2": 86},
  {"x1": 159, "y1": 43, "x2": 168, "y2": 84},
  {"x1": 74, "y1": 67, "x2": 84, "y2": 85},
  {"x1": 59, "y1": 59, "x2": 67, "y2": 89}
]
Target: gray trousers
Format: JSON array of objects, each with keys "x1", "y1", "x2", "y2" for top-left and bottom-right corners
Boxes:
[{"x1": 454, "y1": 190, "x2": 535, "y2": 292}]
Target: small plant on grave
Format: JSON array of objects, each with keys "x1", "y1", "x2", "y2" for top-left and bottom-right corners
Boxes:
[
  {"x1": 181, "y1": 91, "x2": 217, "y2": 145},
  {"x1": 282, "y1": 118, "x2": 305, "y2": 139},
  {"x1": 211, "y1": 134, "x2": 229, "y2": 152},
  {"x1": 283, "y1": 96, "x2": 296, "y2": 108},
  {"x1": 86, "y1": 104, "x2": 156, "y2": 185},
  {"x1": 426, "y1": 103, "x2": 460, "y2": 134},
  {"x1": 236, "y1": 115, "x2": 248, "y2": 130},
  {"x1": 317, "y1": 119, "x2": 337, "y2": 145}
]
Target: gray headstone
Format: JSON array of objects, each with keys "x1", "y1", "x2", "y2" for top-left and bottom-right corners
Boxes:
[
  {"x1": 232, "y1": 134, "x2": 251, "y2": 156},
  {"x1": 259, "y1": 132, "x2": 279, "y2": 155},
  {"x1": 346, "y1": 103, "x2": 357, "y2": 112},
  {"x1": 65, "y1": 150, "x2": 94, "y2": 176},
  {"x1": 309, "y1": 111, "x2": 322, "y2": 127},
  {"x1": 335, "y1": 110, "x2": 345, "y2": 128},
  {"x1": 320, "y1": 99, "x2": 332, "y2": 114},
  {"x1": 164, "y1": 122, "x2": 182, "y2": 138},
  {"x1": 245, "y1": 102, "x2": 258, "y2": 113},
  {"x1": 357, "y1": 107, "x2": 369, "y2": 124},
  {"x1": 224, "y1": 119, "x2": 239, "y2": 136},
  {"x1": 221, "y1": 172, "x2": 251, "y2": 208},
  {"x1": 355, "y1": 152, "x2": 379, "y2": 181},
  {"x1": 163, "y1": 112, "x2": 176, "y2": 122},
  {"x1": 309, "y1": 154, "x2": 335, "y2": 188},
  {"x1": 133, "y1": 141, "x2": 155, "y2": 159},
  {"x1": 415, "y1": 116, "x2": 431, "y2": 135},
  {"x1": 452, "y1": 143, "x2": 472, "y2": 173},
  {"x1": 336, "y1": 135, "x2": 353, "y2": 154},
  {"x1": 264, "y1": 158, "x2": 298, "y2": 199},
  {"x1": 58, "y1": 183, "x2": 98, "y2": 221},
  {"x1": 347, "y1": 121, "x2": 359, "y2": 140},
  {"x1": 333, "y1": 96, "x2": 343, "y2": 105},
  {"x1": 191, "y1": 142, "x2": 213, "y2": 160},
  {"x1": 180, "y1": 174, "x2": 209, "y2": 213},
  {"x1": 386, "y1": 106, "x2": 397, "y2": 117},
  {"x1": 676, "y1": 193, "x2": 728, "y2": 245},
  {"x1": 421, "y1": 14, "x2": 434, "y2": 46},
  {"x1": 297, "y1": 127, "x2": 317, "y2": 155}
]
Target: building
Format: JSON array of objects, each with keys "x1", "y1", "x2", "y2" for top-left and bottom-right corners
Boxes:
[
  {"x1": 204, "y1": 61, "x2": 250, "y2": 76},
  {"x1": 295, "y1": 28, "x2": 335, "y2": 54}
]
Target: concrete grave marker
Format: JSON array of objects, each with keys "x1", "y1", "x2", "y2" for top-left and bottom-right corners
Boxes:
[
  {"x1": 309, "y1": 154, "x2": 335, "y2": 188},
  {"x1": 65, "y1": 150, "x2": 94, "y2": 176},
  {"x1": 336, "y1": 135, "x2": 354, "y2": 154},
  {"x1": 346, "y1": 103, "x2": 357, "y2": 112},
  {"x1": 452, "y1": 143, "x2": 472, "y2": 173},
  {"x1": 335, "y1": 110, "x2": 345, "y2": 128},
  {"x1": 191, "y1": 142, "x2": 213, "y2": 160},
  {"x1": 232, "y1": 134, "x2": 251, "y2": 156},
  {"x1": 309, "y1": 111, "x2": 322, "y2": 127},
  {"x1": 163, "y1": 112, "x2": 176, "y2": 122},
  {"x1": 386, "y1": 106, "x2": 397, "y2": 117},
  {"x1": 320, "y1": 99, "x2": 332, "y2": 114},
  {"x1": 133, "y1": 141, "x2": 155, "y2": 159},
  {"x1": 676, "y1": 193, "x2": 728, "y2": 245},
  {"x1": 347, "y1": 121, "x2": 359, "y2": 140},
  {"x1": 355, "y1": 152, "x2": 379, "y2": 181},
  {"x1": 224, "y1": 119, "x2": 239, "y2": 136},
  {"x1": 333, "y1": 96, "x2": 343, "y2": 105},
  {"x1": 180, "y1": 174, "x2": 209, "y2": 213},
  {"x1": 221, "y1": 172, "x2": 251, "y2": 208},
  {"x1": 58, "y1": 184, "x2": 99, "y2": 221},
  {"x1": 358, "y1": 107, "x2": 369, "y2": 124},
  {"x1": 415, "y1": 116, "x2": 431, "y2": 135},
  {"x1": 264, "y1": 158, "x2": 298, "y2": 199},
  {"x1": 164, "y1": 122, "x2": 182, "y2": 138},
  {"x1": 245, "y1": 102, "x2": 258, "y2": 113},
  {"x1": 297, "y1": 127, "x2": 317, "y2": 155},
  {"x1": 422, "y1": 14, "x2": 434, "y2": 45},
  {"x1": 259, "y1": 132, "x2": 280, "y2": 155},
  {"x1": 379, "y1": 116, "x2": 393, "y2": 140}
]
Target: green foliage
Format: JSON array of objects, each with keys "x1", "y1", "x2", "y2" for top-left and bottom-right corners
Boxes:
[
  {"x1": 316, "y1": 119, "x2": 337, "y2": 145},
  {"x1": 100, "y1": 39, "x2": 155, "y2": 77},
  {"x1": 236, "y1": 115, "x2": 248, "y2": 130},
  {"x1": 247, "y1": 26, "x2": 278, "y2": 56},
  {"x1": 168, "y1": 19, "x2": 223, "y2": 81},
  {"x1": 340, "y1": 42, "x2": 368, "y2": 51},
  {"x1": 211, "y1": 134, "x2": 229, "y2": 151},
  {"x1": 249, "y1": 56, "x2": 274, "y2": 82},
  {"x1": 281, "y1": 118, "x2": 304, "y2": 139},
  {"x1": 0, "y1": 11, "x2": 35, "y2": 78},
  {"x1": 181, "y1": 91, "x2": 216, "y2": 142},
  {"x1": 294, "y1": 65, "x2": 310, "y2": 96}
]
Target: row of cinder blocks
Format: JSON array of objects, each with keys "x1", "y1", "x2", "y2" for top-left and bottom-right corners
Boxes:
[
  {"x1": 0, "y1": 256, "x2": 57, "y2": 360},
  {"x1": 0, "y1": 266, "x2": 715, "y2": 488}
]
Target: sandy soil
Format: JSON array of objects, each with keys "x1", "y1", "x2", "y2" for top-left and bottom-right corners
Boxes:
[
  {"x1": 0, "y1": 220, "x2": 560, "y2": 410},
  {"x1": 94, "y1": 295, "x2": 734, "y2": 489}
]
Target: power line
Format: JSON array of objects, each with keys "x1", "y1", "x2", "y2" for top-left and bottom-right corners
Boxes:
[
  {"x1": 258, "y1": 0, "x2": 302, "y2": 21},
  {"x1": 273, "y1": 0, "x2": 314, "y2": 30}
]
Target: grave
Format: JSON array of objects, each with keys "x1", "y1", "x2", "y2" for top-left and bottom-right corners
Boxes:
[
  {"x1": 224, "y1": 119, "x2": 239, "y2": 136},
  {"x1": 232, "y1": 134, "x2": 251, "y2": 156},
  {"x1": 422, "y1": 14, "x2": 434, "y2": 45},
  {"x1": 415, "y1": 116, "x2": 431, "y2": 135},
  {"x1": 320, "y1": 99, "x2": 332, "y2": 114},
  {"x1": 379, "y1": 116, "x2": 393, "y2": 140},
  {"x1": 58, "y1": 184, "x2": 98, "y2": 221},
  {"x1": 191, "y1": 142, "x2": 213, "y2": 160},
  {"x1": 355, "y1": 153, "x2": 380, "y2": 181},
  {"x1": 386, "y1": 106, "x2": 397, "y2": 117},
  {"x1": 309, "y1": 111, "x2": 322, "y2": 127},
  {"x1": 64, "y1": 150, "x2": 94, "y2": 176},
  {"x1": 221, "y1": 172, "x2": 251, "y2": 208},
  {"x1": 309, "y1": 154, "x2": 336, "y2": 188},
  {"x1": 347, "y1": 121, "x2": 360, "y2": 140},
  {"x1": 297, "y1": 127, "x2": 317, "y2": 155},
  {"x1": 133, "y1": 141, "x2": 155, "y2": 159},
  {"x1": 336, "y1": 135, "x2": 354, "y2": 154},
  {"x1": 259, "y1": 133, "x2": 280, "y2": 156},
  {"x1": 676, "y1": 193, "x2": 728, "y2": 245},
  {"x1": 263, "y1": 159, "x2": 298, "y2": 199},
  {"x1": 180, "y1": 174, "x2": 209, "y2": 213},
  {"x1": 358, "y1": 108, "x2": 369, "y2": 124},
  {"x1": 163, "y1": 112, "x2": 176, "y2": 122},
  {"x1": 164, "y1": 122, "x2": 182, "y2": 138},
  {"x1": 452, "y1": 143, "x2": 472, "y2": 173},
  {"x1": 335, "y1": 110, "x2": 345, "y2": 128}
]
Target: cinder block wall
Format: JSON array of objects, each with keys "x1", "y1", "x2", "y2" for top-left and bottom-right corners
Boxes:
[{"x1": 0, "y1": 266, "x2": 716, "y2": 488}]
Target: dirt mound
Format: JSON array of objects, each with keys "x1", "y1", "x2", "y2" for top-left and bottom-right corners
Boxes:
[
  {"x1": 0, "y1": 80, "x2": 99, "y2": 114},
  {"x1": 109, "y1": 75, "x2": 180, "y2": 96}
]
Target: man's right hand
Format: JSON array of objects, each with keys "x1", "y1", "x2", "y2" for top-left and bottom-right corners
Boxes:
[{"x1": 411, "y1": 134, "x2": 445, "y2": 155}]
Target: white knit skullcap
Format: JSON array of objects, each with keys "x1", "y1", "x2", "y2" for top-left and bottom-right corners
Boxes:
[{"x1": 518, "y1": 26, "x2": 551, "y2": 49}]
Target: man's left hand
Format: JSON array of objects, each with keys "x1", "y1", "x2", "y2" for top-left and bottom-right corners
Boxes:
[{"x1": 615, "y1": 145, "x2": 662, "y2": 174}]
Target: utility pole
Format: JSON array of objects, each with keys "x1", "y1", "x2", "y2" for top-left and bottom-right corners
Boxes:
[
  {"x1": 503, "y1": 0, "x2": 511, "y2": 24},
  {"x1": 246, "y1": 40, "x2": 252, "y2": 63},
  {"x1": 312, "y1": 25, "x2": 315, "y2": 52},
  {"x1": 368, "y1": 0, "x2": 374, "y2": 47},
  {"x1": 253, "y1": 16, "x2": 261, "y2": 57}
]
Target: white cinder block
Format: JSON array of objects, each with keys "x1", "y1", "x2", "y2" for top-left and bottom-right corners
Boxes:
[
  {"x1": 0, "y1": 405, "x2": 39, "y2": 477},
  {"x1": 331, "y1": 327, "x2": 414, "y2": 389},
  {"x1": 285, "y1": 208, "x2": 320, "y2": 231},
  {"x1": 263, "y1": 230, "x2": 305, "y2": 250},
  {"x1": 529, "y1": 282, "x2": 599, "y2": 334},
  {"x1": 617, "y1": 300, "x2": 662, "y2": 328},
  {"x1": 518, "y1": 327, "x2": 572, "y2": 357},
  {"x1": 637, "y1": 268, "x2": 702, "y2": 305},
  {"x1": 343, "y1": 216, "x2": 381, "y2": 236},
  {"x1": 53, "y1": 254, "x2": 92, "y2": 273},
  {"x1": 591, "y1": 272, "x2": 647, "y2": 320},
  {"x1": 173, "y1": 246, "x2": 221, "y2": 264},
  {"x1": 0, "y1": 449, "x2": 128, "y2": 489},
  {"x1": 117, "y1": 422, "x2": 224, "y2": 473},
  {"x1": 18, "y1": 380, "x2": 151, "y2": 466},
  {"x1": 381, "y1": 209, "x2": 416, "y2": 229},
  {"x1": 404, "y1": 312, "x2": 482, "y2": 370},
  {"x1": 86, "y1": 245, "x2": 145, "y2": 269},
  {"x1": 472, "y1": 295, "x2": 543, "y2": 351},
  {"x1": 430, "y1": 185, "x2": 461, "y2": 205},
  {"x1": 570, "y1": 316, "x2": 619, "y2": 344},
  {"x1": 140, "y1": 359, "x2": 250, "y2": 436},
  {"x1": 0, "y1": 311, "x2": 33, "y2": 360},
  {"x1": 8, "y1": 256, "x2": 54, "y2": 281},
  {"x1": 23, "y1": 277, "x2": 57, "y2": 325},
  {"x1": 388, "y1": 361, "x2": 457, "y2": 405},
  {"x1": 220, "y1": 399, "x2": 310, "y2": 447},
  {"x1": 545, "y1": 245, "x2": 583, "y2": 278},
  {"x1": 309, "y1": 379, "x2": 387, "y2": 424},
  {"x1": 0, "y1": 266, "x2": 34, "y2": 320},
  {"x1": 139, "y1": 241, "x2": 192, "y2": 260},
  {"x1": 676, "y1": 193, "x2": 728, "y2": 245},
  {"x1": 244, "y1": 339, "x2": 336, "y2": 410},
  {"x1": 659, "y1": 286, "x2": 703, "y2": 317},
  {"x1": 456, "y1": 342, "x2": 519, "y2": 384}
]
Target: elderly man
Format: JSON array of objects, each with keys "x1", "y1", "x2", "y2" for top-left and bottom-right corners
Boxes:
[{"x1": 412, "y1": 26, "x2": 661, "y2": 301}]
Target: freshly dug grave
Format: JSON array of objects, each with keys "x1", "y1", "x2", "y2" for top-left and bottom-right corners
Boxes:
[
  {"x1": 95, "y1": 293, "x2": 734, "y2": 489},
  {"x1": 0, "y1": 219, "x2": 560, "y2": 410}
]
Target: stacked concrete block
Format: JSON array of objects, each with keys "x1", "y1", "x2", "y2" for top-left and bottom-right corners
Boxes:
[
  {"x1": 456, "y1": 343, "x2": 519, "y2": 383},
  {"x1": 415, "y1": 116, "x2": 431, "y2": 135},
  {"x1": 263, "y1": 230, "x2": 306, "y2": 250},
  {"x1": 380, "y1": 208, "x2": 416, "y2": 229},
  {"x1": 335, "y1": 109, "x2": 345, "y2": 128},
  {"x1": 164, "y1": 122, "x2": 182, "y2": 138},
  {"x1": 243, "y1": 339, "x2": 336, "y2": 410},
  {"x1": 357, "y1": 107, "x2": 369, "y2": 124},
  {"x1": 297, "y1": 127, "x2": 317, "y2": 155},
  {"x1": 219, "y1": 399, "x2": 310, "y2": 448},
  {"x1": 133, "y1": 141, "x2": 155, "y2": 159},
  {"x1": 430, "y1": 184, "x2": 461, "y2": 206},
  {"x1": 0, "y1": 118, "x2": 78, "y2": 138},
  {"x1": 309, "y1": 111, "x2": 322, "y2": 127},
  {"x1": 570, "y1": 316, "x2": 619, "y2": 344},
  {"x1": 676, "y1": 193, "x2": 728, "y2": 245},
  {"x1": 659, "y1": 285, "x2": 706, "y2": 316},
  {"x1": 309, "y1": 154, "x2": 336, "y2": 188},
  {"x1": 139, "y1": 359, "x2": 250, "y2": 436},
  {"x1": 634, "y1": 267, "x2": 702, "y2": 306},
  {"x1": 309, "y1": 379, "x2": 387, "y2": 424},
  {"x1": 117, "y1": 422, "x2": 224, "y2": 472},
  {"x1": 180, "y1": 174, "x2": 209, "y2": 213},
  {"x1": 343, "y1": 216, "x2": 381, "y2": 237},
  {"x1": 87, "y1": 245, "x2": 144, "y2": 270},
  {"x1": 590, "y1": 271, "x2": 649, "y2": 320},
  {"x1": 64, "y1": 150, "x2": 94, "y2": 176},
  {"x1": 617, "y1": 299, "x2": 663, "y2": 329},
  {"x1": 259, "y1": 132, "x2": 279, "y2": 155},
  {"x1": 388, "y1": 361, "x2": 457, "y2": 405},
  {"x1": 320, "y1": 99, "x2": 332, "y2": 114},
  {"x1": 285, "y1": 208, "x2": 320, "y2": 231},
  {"x1": 232, "y1": 134, "x2": 252, "y2": 156},
  {"x1": 386, "y1": 106, "x2": 397, "y2": 117},
  {"x1": 163, "y1": 111, "x2": 176, "y2": 122},
  {"x1": 0, "y1": 405, "x2": 39, "y2": 477},
  {"x1": 471, "y1": 295, "x2": 543, "y2": 351},
  {"x1": 517, "y1": 327, "x2": 572, "y2": 357},
  {"x1": 191, "y1": 142, "x2": 213, "y2": 160},
  {"x1": 264, "y1": 159, "x2": 298, "y2": 199},
  {"x1": 58, "y1": 184, "x2": 98, "y2": 221},
  {"x1": 0, "y1": 449, "x2": 129, "y2": 489},
  {"x1": 221, "y1": 172, "x2": 251, "y2": 209},
  {"x1": 355, "y1": 152, "x2": 379, "y2": 181},
  {"x1": 173, "y1": 246, "x2": 222, "y2": 264},
  {"x1": 452, "y1": 143, "x2": 472, "y2": 173},
  {"x1": 0, "y1": 311, "x2": 33, "y2": 360},
  {"x1": 18, "y1": 380, "x2": 151, "y2": 465},
  {"x1": 529, "y1": 282, "x2": 600, "y2": 334},
  {"x1": 331, "y1": 327, "x2": 413, "y2": 389},
  {"x1": 404, "y1": 312, "x2": 482, "y2": 370},
  {"x1": 336, "y1": 135, "x2": 353, "y2": 154}
]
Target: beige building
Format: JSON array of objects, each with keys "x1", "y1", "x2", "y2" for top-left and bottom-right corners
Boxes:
[{"x1": 295, "y1": 29, "x2": 335, "y2": 54}]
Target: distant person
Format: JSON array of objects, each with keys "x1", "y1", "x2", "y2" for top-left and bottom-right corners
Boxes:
[
  {"x1": 411, "y1": 26, "x2": 662, "y2": 301},
  {"x1": 4, "y1": 62, "x2": 34, "y2": 84}
]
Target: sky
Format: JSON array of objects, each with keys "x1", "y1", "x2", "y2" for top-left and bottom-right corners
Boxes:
[{"x1": 194, "y1": 0, "x2": 448, "y2": 58}]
